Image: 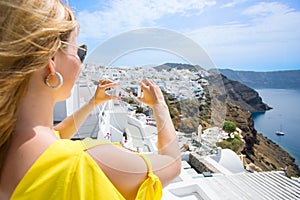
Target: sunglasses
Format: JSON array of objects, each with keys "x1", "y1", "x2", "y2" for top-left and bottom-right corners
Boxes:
[{"x1": 60, "y1": 41, "x2": 87, "y2": 63}]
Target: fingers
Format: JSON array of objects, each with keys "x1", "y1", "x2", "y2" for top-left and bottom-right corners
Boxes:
[
  {"x1": 137, "y1": 79, "x2": 162, "y2": 107},
  {"x1": 98, "y1": 79, "x2": 119, "y2": 90},
  {"x1": 139, "y1": 78, "x2": 155, "y2": 86},
  {"x1": 93, "y1": 79, "x2": 121, "y2": 105},
  {"x1": 138, "y1": 79, "x2": 156, "y2": 94},
  {"x1": 98, "y1": 79, "x2": 116, "y2": 86},
  {"x1": 110, "y1": 95, "x2": 121, "y2": 101},
  {"x1": 138, "y1": 80, "x2": 147, "y2": 91}
]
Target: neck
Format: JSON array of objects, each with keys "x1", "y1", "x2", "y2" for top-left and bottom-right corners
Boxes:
[{"x1": 14, "y1": 90, "x2": 55, "y2": 136}]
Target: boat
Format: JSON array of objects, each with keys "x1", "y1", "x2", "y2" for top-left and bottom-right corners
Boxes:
[
  {"x1": 275, "y1": 131, "x2": 285, "y2": 136},
  {"x1": 275, "y1": 124, "x2": 285, "y2": 136}
]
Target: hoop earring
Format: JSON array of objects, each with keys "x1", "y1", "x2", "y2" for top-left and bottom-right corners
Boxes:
[{"x1": 44, "y1": 72, "x2": 63, "y2": 89}]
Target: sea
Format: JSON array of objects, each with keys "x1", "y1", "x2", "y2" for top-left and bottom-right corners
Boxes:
[{"x1": 252, "y1": 89, "x2": 300, "y2": 167}]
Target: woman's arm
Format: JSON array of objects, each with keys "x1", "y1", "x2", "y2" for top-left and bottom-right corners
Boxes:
[
  {"x1": 138, "y1": 78, "x2": 181, "y2": 185},
  {"x1": 87, "y1": 79, "x2": 181, "y2": 200},
  {"x1": 54, "y1": 80, "x2": 120, "y2": 139}
]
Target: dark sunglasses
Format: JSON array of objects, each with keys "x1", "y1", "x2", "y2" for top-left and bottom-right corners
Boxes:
[{"x1": 61, "y1": 41, "x2": 87, "y2": 63}]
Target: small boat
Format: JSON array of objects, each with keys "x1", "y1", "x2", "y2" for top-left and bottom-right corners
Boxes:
[
  {"x1": 275, "y1": 131, "x2": 285, "y2": 136},
  {"x1": 275, "y1": 124, "x2": 285, "y2": 136}
]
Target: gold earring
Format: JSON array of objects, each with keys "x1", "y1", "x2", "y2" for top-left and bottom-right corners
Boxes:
[{"x1": 44, "y1": 72, "x2": 63, "y2": 89}]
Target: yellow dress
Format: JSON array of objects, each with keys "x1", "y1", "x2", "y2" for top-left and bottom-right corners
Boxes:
[{"x1": 10, "y1": 138, "x2": 162, "y2": 200}]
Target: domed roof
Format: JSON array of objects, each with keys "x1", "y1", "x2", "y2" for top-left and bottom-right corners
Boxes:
[{"x1": 211, "y1": 148, "x2": 245, "y2": 174}]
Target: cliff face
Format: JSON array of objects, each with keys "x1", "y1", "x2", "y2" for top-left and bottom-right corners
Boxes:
[
  {"x1": 220, "y1": 74, "x2": 272, "y2": 113},
  {"x1": 225, "y1": 101, "x2": 300, "y2": 177}
]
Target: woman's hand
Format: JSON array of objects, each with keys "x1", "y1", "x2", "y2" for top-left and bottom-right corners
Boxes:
[
  {"x1": 91, "y1": 79, "x2": 121, "y2": 106},
  {"x1": 137, "y1": 79, "x2": 166, "y2": 108}
]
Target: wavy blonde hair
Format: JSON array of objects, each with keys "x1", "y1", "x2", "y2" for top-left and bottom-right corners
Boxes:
[{"x1": 0, "y1": 0, "x2": 77, "y2": 172}]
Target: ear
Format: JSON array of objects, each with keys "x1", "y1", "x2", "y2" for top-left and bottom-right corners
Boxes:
[{"x1": 47, "y1": 59, "x2": 56, "y2": 75}]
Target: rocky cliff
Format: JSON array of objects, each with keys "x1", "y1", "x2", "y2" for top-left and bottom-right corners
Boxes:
[
  {"x1": 225, "y1": 101, "x2": 300, "y2": 177},
  {"x1": 206, "y1": 73, "x2": 300, "y2": 177},
  {"x1": 207, "y1": 73, "x2": 272, "y2": 113}
]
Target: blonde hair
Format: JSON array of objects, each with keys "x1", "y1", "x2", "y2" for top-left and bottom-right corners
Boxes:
[{"x1": 0, "y1": 0, "x2": 77, "y2": 172}]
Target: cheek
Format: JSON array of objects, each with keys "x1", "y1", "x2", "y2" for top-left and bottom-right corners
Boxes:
[
  {"x1": 72, "y1": 66, "x2": 82, "y2": 84},
  {"x1": 64, "y1": 60, "x2": 81, "y2": 81},
  {"x1": 67, "y1": 67, "x2": 81, "y2": 87},
  {"x1": 75, "y1": 65, "x2": 82, "y2": 77},
  {"x1": 56, "y1": 53, "x2": 82, "y2": 86}
]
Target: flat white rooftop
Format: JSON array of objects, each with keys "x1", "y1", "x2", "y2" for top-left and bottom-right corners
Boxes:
[{"x1": 163, "y1": 164, "x2": 300, "y2": 200}]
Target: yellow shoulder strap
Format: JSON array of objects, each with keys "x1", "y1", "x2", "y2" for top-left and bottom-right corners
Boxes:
[
  {"x1": 81, "y1": 137, "x2": 121, "y2": 150},
  {"x1": 136, "y1": 153, "x2": 153, "y2": 173},
  {"x1": 134, "y1": 153, "x2": 163, "y2": 200},
  {"x1": 54, "y1": 131, "x2": 60, "y2": 139}
]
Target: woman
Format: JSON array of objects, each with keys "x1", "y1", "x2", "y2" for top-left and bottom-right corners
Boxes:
[{"x1": 0, "y1": 0, "x2": 181, "y2": 199}]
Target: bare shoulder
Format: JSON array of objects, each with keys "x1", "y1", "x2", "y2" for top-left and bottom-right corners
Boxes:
[
  {"x1": 0, "y1": 133, "x2": 57, "y2": 199},
  {"x1": 86, "y1": 143, "x2": 149, "y2": 175}
]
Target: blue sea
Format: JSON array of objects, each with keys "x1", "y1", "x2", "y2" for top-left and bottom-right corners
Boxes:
[{"x1": 252, "y1": 89, "x2": 300, "y2": 167}]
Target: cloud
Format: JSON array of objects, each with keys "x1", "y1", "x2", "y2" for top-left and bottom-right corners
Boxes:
[
  {"x1": 220, "y1": 0, "x2": 248, "y2": 8},
  {"x1": 242, "y1": 1, "x2": 293, "y2": 16},
  {"x1": 186, "y1": 2, "x2": 300, "y2": 69},
  {"x1": 77, "y1": 0, "x2": 216, "y2": 42}
]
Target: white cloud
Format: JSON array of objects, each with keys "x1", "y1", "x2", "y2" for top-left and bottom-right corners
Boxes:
[
  {"x1": 242, "y1": 2, "x2": 293, "y2": 16},
  {"x1": 221, "y1": 0, "x2": 248, "y2": 8},
  {"x1": 186, "y1": 2, "x2": 300, "y2": 69},
  {"x1": 77, "y1": 0, "x2": 216, "y2": 42}
]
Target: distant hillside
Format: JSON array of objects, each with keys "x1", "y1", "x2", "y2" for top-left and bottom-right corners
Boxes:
[
  {"x1": 217, "y1": 69, "x2": 300, "y2": 89},
  {"x1": 155, "y1": 63, "x2": 203, "y2": 72}
]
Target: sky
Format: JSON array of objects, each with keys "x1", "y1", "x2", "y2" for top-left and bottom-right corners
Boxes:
[{"x1": 68, "y1": 0, "x2": 300, "y2": 71}]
